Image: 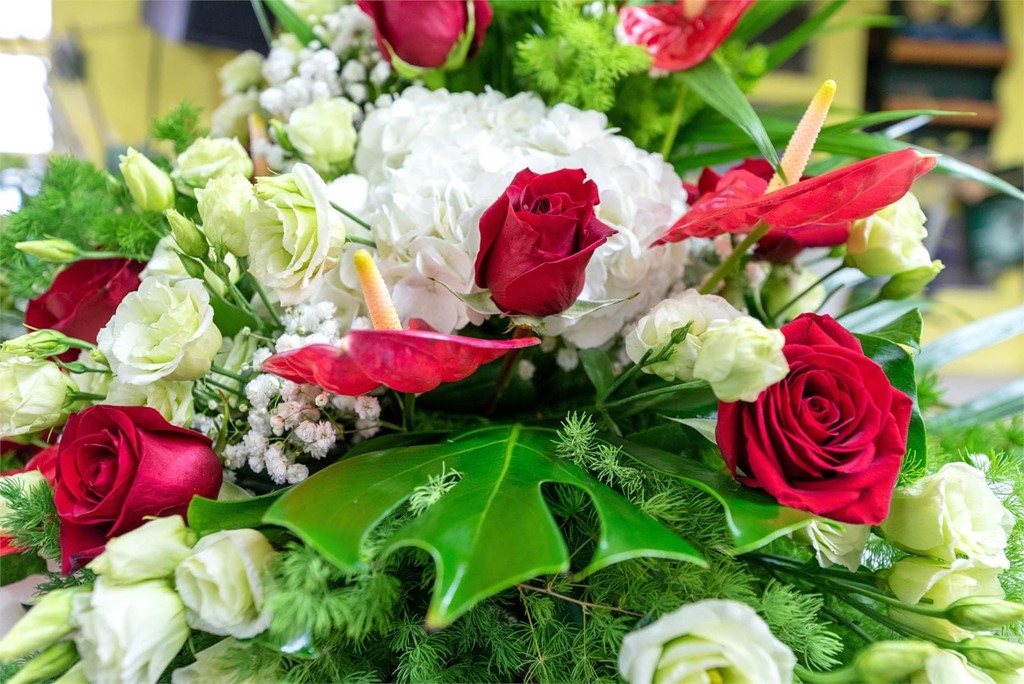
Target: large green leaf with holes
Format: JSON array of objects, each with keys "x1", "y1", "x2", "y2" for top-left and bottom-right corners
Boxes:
[{"x1": 263, "y1": 425, "x2": 703, "y2": 628}]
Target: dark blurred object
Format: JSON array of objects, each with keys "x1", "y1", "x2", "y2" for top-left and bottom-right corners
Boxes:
[
  {"x1": 142, "y1": 0, "x2": 268, "y2": 53},
  {"x1": 964, "y1": 167, "x2": 1024, "y2": 281}
]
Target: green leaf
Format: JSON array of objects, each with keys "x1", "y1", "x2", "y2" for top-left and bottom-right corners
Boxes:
[
  {"x1": 663, "y1": 417, "x2": 718, "y2": 444},
  {"x1": 916, "y1": 306, "x2": 1024, "y2": 373},
  {"x1": 680, "y1": 59, "x2": 781, "y2": 170},
  {"x1": 0, "y1": 551, "x2": 46, "y2": 586},
  {"x1": 763, "y1": 0, "x2": 845, "y2": 73},
  {"x1": 931, "y1": 379, "x2": 1024, "y2": 433},
  {"x1": 579, "y1": 348, "x2": 614, "y2": 397},
  {"x1": 264, "y1": 0, "x2": 316, "y2": 45},
  {"x1": 824, "y1": 109, "x2": 973, "y2": 135},
  {"x1": 612, "y1": 428, "x2": 814, "y2": 553},
  {"x1": 262, "y1": 425, "x2": 703, "y2": 627},
  {"x1": 855, "y1": 333, "x2": 926, "y2": 472},
  {"x1": 857, "y1": 308, "x2": 923, "y2": 351},
  {"x1": 730, "y1": 0, "x2": 802, "y2": 43},
  {"x1": 187, "y1": 491, "x2": 285, "y2": 537},
  {"x1": 839, "y1": 298, "x2": 935, "y2": 333}
]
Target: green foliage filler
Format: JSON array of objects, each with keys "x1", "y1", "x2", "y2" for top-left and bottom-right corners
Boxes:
[
  {"x1": 150, "y1": 102, "x2": 208, "y2": 154},
  {"x1": 0, "y1": 477, "x2": 60, "y2": 563}
]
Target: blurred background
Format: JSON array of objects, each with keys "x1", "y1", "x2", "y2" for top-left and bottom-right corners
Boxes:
[{"x1": 0, "y1": 0, "x2": 1021, "y2": 403}]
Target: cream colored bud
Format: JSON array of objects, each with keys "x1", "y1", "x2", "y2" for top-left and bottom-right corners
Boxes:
[
  {"x1": 1, "y1": 330, "x2": 72, "y2": 359},
  {"x1": 14, "y1": 239, "x2": 79, "y2": 264},
  {"x1": 166, "y1": 209, "x2": 208, "y2": 258},
  {"x1": 7, "y1": 642, "x2": 78, "y2": 684},
  {"x1": 960, "y1": 637, "x2": 1024, "y2": 673},
  {"x1": 854, "y1": 640, "x2": 937, "y2": 683},
  {"x1": 119, "y1": 147, "x2": 175, "y2": 212},
  {"x1": 692, "y1": 316, "x2": 788, "y2": 403},
  {"x1": 946, "y1": 596, "x2": 1024, "y2": 632},
  {"x1": 0, "y1": 588, "x2": 79, "y2": 661},
  {"x1": 88, "y1": 516, "x2": 197, "y2": 583}
]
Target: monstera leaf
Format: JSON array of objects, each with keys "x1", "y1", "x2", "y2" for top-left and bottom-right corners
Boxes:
[{"x1": 263, "y1": 425, "x2": 704, "y2": 628}]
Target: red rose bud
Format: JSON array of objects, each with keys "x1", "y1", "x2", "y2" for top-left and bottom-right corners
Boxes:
[
  {"x1": 716, "y1": 313, "x2": 913, "y2": 525},
  {"x1": 54, "y1": 405, "x2": 222, "y2": 574},
  {"x1": 619, "y1": 0, "x2": 754, "y2": 72},
  {"x1": 475, "y1": 168, "x2": 616, "y2": 317},
  {"x1": 25, "y1": 259, "x2": 143, "y2": 362},
  {"x1": 357, "y1": 0, "x2": 493, "y2": 71}
]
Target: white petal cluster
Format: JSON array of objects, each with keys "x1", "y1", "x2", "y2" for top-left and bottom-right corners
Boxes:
[{"x1": 329, "y1": 87, "x2": 689, "y2": 348}]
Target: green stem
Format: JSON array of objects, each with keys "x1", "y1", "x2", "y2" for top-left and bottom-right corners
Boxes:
[
  {"x1": 345, "y1": 234, "x2": 376, "y2": 247},
  {"x1": 767, "y1": 263, "x2": 845, "y2": 323},
  {"x1": 250, "y1": 279, "x2": 284, "y2": 330},
  {"x1": 402, "y1": 392, "x2": 416, "y2": 432},
  {"x1": 659, "y1": 81, "x2": 688, "y2": 160},
  {"x1": 601, "y1": 381, "x2": 706, "y2": 411},
  {"x1": 76, "y1": 250, "x2": 124, "y2": 260},
  {"x1": 210, "y1": 364, "x2": 248, "y2": 383},
  {"x1": 699, "y1": 223, "x2": 771, "y2": 295},
  {"x1": 204, "y1": 377, "x2": 244, "y2": 397},
  {"x1": 485, "y1": 325, "x2": 533, "y2": 415},
  {"x1": 830, "y1": 592, "x2": 959, "y2": 649},
  {"x1": 69, "y1": 392, "x2": 106, "y2": 402},
  {"x1": 329, "y1": 201, "x2": 373, "y2": 231},
  {"x1": 599, "y1": 350, "x2": 650, "y2": 403}
]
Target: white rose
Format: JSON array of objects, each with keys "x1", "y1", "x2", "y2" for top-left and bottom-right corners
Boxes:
[
  {"x1": 219, "y1": 50, "x2": 264, "y2": 96},
  {"x1": 0, "y1": 470, "x2": 46, "y2": 534},
  {"x1": 692, "y1": 317, "x2": 788, "y2": 402},
  {"x1": 793, "y1": 519, "x2": 870, "y2": 572},
  {"x1": 846, "y1": 192, "x2": 933, "y2": 276},
  {"x1": 196, "y1": 173, "x2": 256, "y2": 257},
  {"x1": 0, "y1": 355, "x2": 77, "y2": 437},
  {"x1": 172, "y1": 137, "x2": 254, "y2": 196},
  {"x1": 285, "y1": 97, "x2": 359, "y2": 177},
  {"x1": 882, "y1": 463, "x2": 1014, "y2": 569},
  {"x1": 175, "y1": 529, "x2": 275, "y2": 638},
  {"x1": 625, "y1": 290, "x2": 742, "y2": 383},
  {"x1": 888, "y1": 557, "x2": 1004, "y2": 642},
  {"x1": 73, "y1": 578, "x2": 189, "y2": 684},
  {"x1": 618, "y1": 599, "x2": 795, "y2": 684},
  {"x1": 247, "y1": 163, "x2": 345, "y2": 305},
  {"x1": 97, "y1": 277, "x2": 222, "y2": 385},
  {"x1": 88, "y1": 516, "x2": 197, "y2": 584},
  {"x1": 119, "y1": 147, "x2": 175, "y2": 212}
]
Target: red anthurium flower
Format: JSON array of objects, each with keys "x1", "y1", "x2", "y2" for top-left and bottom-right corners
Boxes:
[
  {"x1": 656, "y1": 148, "x2": 937, "y2": 245},
  {"x1": 262, "y1": 320, "x2": 539, "y2": 395},
  {"x1": 619, "y1": 0, "x2": 754, "y2": 72}
]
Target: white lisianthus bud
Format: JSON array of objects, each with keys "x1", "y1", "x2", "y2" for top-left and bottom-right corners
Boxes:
[
  {"x1": 97, "y1": 277, "x2": 222, "y2": 384},
  {"x1": 172, "y1": 137, "x2": 254, "y2": 196},
  {"x1": 105, "y1": 377, "x2": 195, "y2": 426},
  {"x1": 846, "y1": 192, "x2": 933, "y2": 276},
  {"x1": 618, "y1": 599, "x2": 795, "y2": 684},
  {"x1": 88, "y1": 516, "x2": 197, "y2": 584},
  {"x1": 14, "y1": 238, "x2": 80, "y2": 264},
  {"x1": 960, "y1": 637, "x2": 1024, "y2": 673},
  {"x1": 945, "y1": 596, "x2": 1024, "y2": 632},
  {"x1": 625, "y1": 290, "x2": 742, "y2": 383},
  {"x1": 175, "y1": 529, "x2": 275, "y2": 638},
  {"x1": 247, "y1": 164, "x2": 345, "y2": 306},
  {"x1": 73, "y1": 579, "x2": 189, "y2": 684},
  {"x1": 888, "y1": 557, "x2": 1004, "y2": 642},
  {"x1": 793, "y1": 519, "x2": 870, "y2": 572},
  {"x1": 1, "y1": 330, "x2": 73, "y2": 359},
  {"x1": 171, "y1": 638, "x2": 256, "y2": 684},
  {"x1": 196, "y1": 174, "x2": 256, "y2": 257},
  {"x1": 119, "y1": 147, "x2": 175, "y2": 212},
  {"x1": 882, "y1": 463, "x2": 1013, "y2": 569},
  {"x1": 0, "y1": 587, "x2": 79, "y2": 661},
  {"x1": 852, "y1": 640, "x2": 938, "y2": 683},
  {"x1": 7, "y1": 641, "x2": 78, "y2": 684},
  {"x1": 218, "y1": 50, "x2": 264, "y2": 96},
  {"x1": 692, "y1": 316, "x2": 788, "y2": 402},
  {"x1": 166, "y1": 209, "x2": 209, "y2": 258},
  {"x1": 0, "y1": 470, "x2": 47, "y2": 534},
  {"x1": 0, "y1": 355, "x2": 77, "y2": 437},
  {"x1": 141, "y1": 236, "x2": 241, "y2": 296},
  {"x1": 880, "y1": 259, "x2": 944, "y2": 300},
  {"x1": 762, "y1": 265, "x2": 826, "y2": 322},
  {"x1": 284, "y1": 98, "x2": 359, "y2": 177}
]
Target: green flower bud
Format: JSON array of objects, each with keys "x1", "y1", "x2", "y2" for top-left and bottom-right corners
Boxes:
[
  {"x1": 762, "y1": 265, "x2": 826, "y2": 322},
  {"x1": 854, "y1": 640, "x2": 936, "y2": 683},
  {"x1": 8, "y1": 642, "x2": 78, "y2": 684},
  {"x1": 0, "y1": 589, "x2": 80, "y2": 662},
  {"x1": 14, "y1": 239, "x2": 79, "y2": 264},
  {"x1": 118, "y1": 147, "x2": 175, "y2": 212},
  {"x1": 946, "y1": 596, "x2": 1024, "y2": 631},
  {"x1": 1, "y1": 330, "x2": 72, "y2": 358},
  {"x1": 960, "y1": 637, "x2": 1024, "y2": 673},
  {"x1": 166, "y1": 209, "x2": 208, "y2": 258},
  {"x1": 177, "y1": 254, "x2": 208, "y2": 281},
  {"x1": 880, "y1": 260, "x2": 944, "y2": 300}
]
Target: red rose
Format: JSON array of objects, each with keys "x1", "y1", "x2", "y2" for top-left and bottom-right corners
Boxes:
[
  {"x1": 716, "y1": 313, "x2": 913, "y2": 525},
  {"x1": 54, "y1": 405, "x2": 222, "y2": 573},
  {"x1": 357, "y1": 0, "x2": 493, "y2": 70},
  {"x1": 25, "y1": 259, "x2": 143, "y2": 360},
  {"x1": 474, "y1": 168, "x2": 616, "y2": 317}
]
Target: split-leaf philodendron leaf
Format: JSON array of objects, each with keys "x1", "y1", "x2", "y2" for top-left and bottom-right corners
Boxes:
[{"x1": 263, "y1": 424, "x2": 704, "y2": 628}]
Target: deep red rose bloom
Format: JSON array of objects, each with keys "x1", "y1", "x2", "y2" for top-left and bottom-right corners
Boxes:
[
  {"x1": 0, "y1": 446, "x2": 58, "y2": 557},
  {"x1": 619, "y1": 0, "x2": 754, "y2": 71},
  {"x1": 54, "y1": 405, "x2": 222, "y2": 573},
  {"x1": 474, "y1": 168, "x2": 616, "y2": 317},
  {"x1": 716, "y1": 313, "x2": 913, "y2": 525},
  {"x1": 25, "y1": 259, "x2": 143, "y2": 361},
  {"x1": 357, "y1": 0, "x2": 493, "y2": 69}
]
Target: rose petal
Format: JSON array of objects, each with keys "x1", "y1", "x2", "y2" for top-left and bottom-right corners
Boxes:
[{"x1": 619, "y1": 0, "x2": 754, "y2": 71}]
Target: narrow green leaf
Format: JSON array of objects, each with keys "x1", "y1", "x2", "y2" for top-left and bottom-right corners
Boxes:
[
  {"x1": 824, "y1": 109, "x2": 971, "y2": 135},
  {"x1": 931, "y1": 379, "x2": 1024, "y2": 432},
  {"x1": 917, "y1": 306, "x2": 1024, "y2": 373},
  {"x1": 187, "y1": 491, "x2": 285, "y2": 537},
  {"x1": 263, "y1": 425, "x2": 703, "y2": 628},
  {"x1": 763, "y1": 0, "x2": 846, "y2": 73},
  {"x1": 840, "y1": 298, "x2": 935, "y2": 333},
  {"x1": 730, "y1": 0, "x2": 801, "y2": 43},
  {"x1": 680, "y1": 59, "x2": 780, "y2": 169},
  {"x1": 579, "y1": 348, "x2": 614, "y2": 397},
  {"x1": 856, "y1": 309, "x2": 924, "y2": 351},
  {"x1": 663, "y1": 417, "x2": 718, "y2": 444},
  {"x1": 264, "y1": 0, "x2": 317, "y2": 45}
]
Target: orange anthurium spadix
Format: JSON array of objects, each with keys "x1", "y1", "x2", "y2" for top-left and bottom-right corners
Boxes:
[{"x1": 261, "y1": 251, "x2": 539, "y2": 395}]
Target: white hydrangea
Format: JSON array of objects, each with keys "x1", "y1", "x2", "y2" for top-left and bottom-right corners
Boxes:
[{"x1": 322, "y1": 87, "x2": 690, "y2": 348}]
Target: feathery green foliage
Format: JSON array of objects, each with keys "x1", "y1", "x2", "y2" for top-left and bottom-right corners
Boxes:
[
  {"x1": 150, "y1": 102, "x2": 207, "y2": 154},
  {"x1": 0, "y1": 478, "x2": 60, "y2": 562}
]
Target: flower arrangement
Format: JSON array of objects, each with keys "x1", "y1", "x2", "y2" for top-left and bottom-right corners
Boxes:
[{"x1": 1, "y1": 1, "x2": 1023, "y2": 683}]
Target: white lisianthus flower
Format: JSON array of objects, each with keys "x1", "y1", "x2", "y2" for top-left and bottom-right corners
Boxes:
[
  {"x1": 882, "y1": 463, "x2": 1014, "y2": 569},
  {"x1": 625, "y1": 290, "x2": 742, "y2": 382},
  {"x1": 88, "y1": 516, "x2": 197, "y2": 584},
  {"x1": 618, "y1": 599, "x2": 795, "y2": 684},
  {"x1": 119, "y1": 147, "x2": 175, "y2": 212},
  {"x1": 888, "y1": 557, "x2": 1004, "y2": 642},
  {"x1": 793, "y1": 519, "x2": 870, "y2": 572},
  {"x1": 105, "y1": 378, "x2": 195, "y2": 425},
  {"x1": 0, "y1": 470, "x2": 46, "y2": 533},
  {"x1": 196, "y1": 173, "x2": 256, "y2": 257},
  {"x1": 73, "y1": 578, "x2": 189, "y2": 684},
  {"x1": 912, "y1": 649, "x2": 996, "y2": 684},
  {"x1": 693, "y1": 317, "x2": 788, "y2": 402},
  {"x1": 171, "y1": 638, "x2": 257, "y2": 684},
  {"x1": 247, "y1": 163, "x2": 346, "y2": 305},
  {"x1": 172, "y1": 137, "x2": 254, "y2": 196},
  {"x1": 69, "y1": 350, "x2": 112, "y2": 398},
  {"x1": 0, "y1": 354, "x2": 77, "y2": 437},
  {"x1": 285, "y1": 97, "x2": 359, "y2": 177},
  {"x1": 175, "y1": 529, "x2": 275, "y2": 638},
  {"x1": 219, "y1": 50, "x2": 264, "y2": 96},
  {"x1": 846, "y1": 192, "x2": 933, "y2": 276},
  {"x1": 97, "y1": 277, "x2": 222, "y2": 385},
  {"x1": 0, "y1": 587, "x2": 78, "y2": 662}
]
